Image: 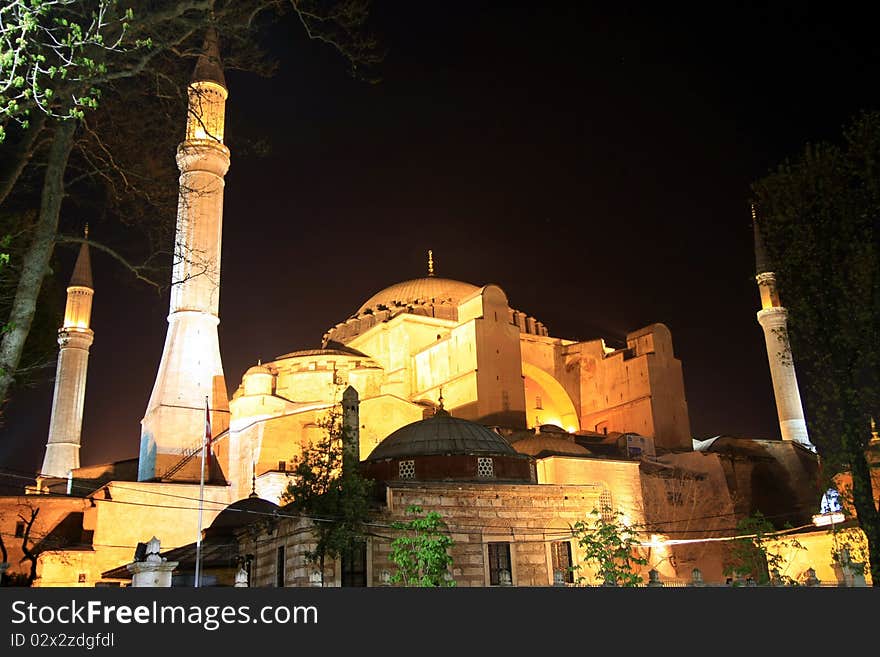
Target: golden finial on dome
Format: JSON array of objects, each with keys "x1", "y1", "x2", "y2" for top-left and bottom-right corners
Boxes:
[
  {"x1": 249, "y1": 459, "x2": 258, "y2": 498},
  {"x1": 427, "y1": 249, "x2": 434, "y2": 277}
]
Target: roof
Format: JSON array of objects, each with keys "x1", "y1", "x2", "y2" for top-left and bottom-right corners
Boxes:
[
  {"x1": 192, "y1": 27, "x2": 226, "y2": 88},
  {"x1": 276, "y1": 344, "x2": 372, "y2": 360},
  {"x1": 206, "y1": 497, "x2": 279, "y2": 534},
  {"x1": 357, "y1": 277, "x2": 480, "y2": 315},
  {"x1": 753, "y1": 219, "x2": 772, "y2": 275},
  {"x1": 244, "y1": 363, "x2": 272, "y2": 377},
  {"x1": 510, "y1": 434, "x2": 591, "y2": 458},
  {"x1": 367, "y1": 410, "x2": 518, "y2": 460},
  {"x1": 69, "y1": 241, "x2": 92, "y2": 288}
]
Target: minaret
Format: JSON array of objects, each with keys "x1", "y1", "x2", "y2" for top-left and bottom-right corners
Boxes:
[
  {"x1": 139, "y1": 29, "x2": 231, "y2": 481},
  {"x1": 41, "y1": 230, "x2": 94, "y2": 478},
  {"x1": 753, "y1": 208, "x2": 814, "y2": 450}
]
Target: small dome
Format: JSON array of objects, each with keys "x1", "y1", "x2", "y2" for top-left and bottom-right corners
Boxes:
[
  {"x1": 206, "y1": 497, "x2": 279, "y2": 535},
  {"x1": 367, "y1": 411, "x2": 518, "y2": 461},
  {"x1": 357, "y1": 277, "x2": 480, "y2": 315},
  {"x1": 243, "y1": 363, "x2": 273, "y2": 396},
  {"x1": 511, "y1": 435, "x2": 591, "y2": 458},
  {"x1": 244, "y1": 363, "x2": 272, "y2": 377}
]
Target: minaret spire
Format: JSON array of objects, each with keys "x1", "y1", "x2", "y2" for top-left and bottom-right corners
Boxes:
[
  {"x1": 752, "y1": 207, "x2": 813, "y2": 450},
  {"x1": 427, "y1": 249, "x2": 434, "y2": 277},
  {"x1": 139, "y1": 28, "x2": 231, "y2": 481},
  {"x1": 41, "y1": 230, "x2": 95, "y2": 479}
]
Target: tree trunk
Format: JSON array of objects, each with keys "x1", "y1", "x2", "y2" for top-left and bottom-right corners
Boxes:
[
  {"x1": 0, "y1": 113, "x2": 47, "y2": 208},
  {"x1": 0, "y1": 120, "x2": 77, "y2": 411}
]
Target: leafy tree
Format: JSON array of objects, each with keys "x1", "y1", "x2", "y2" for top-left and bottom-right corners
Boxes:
[
  {"x1": 281, "y1": 405, "x2": 373, "y2": 586},
  {"x1": 0, "y1": 0, "x2": 382, "y2": 415},
  {"x1": 571, "y1": 506, "x2": 648, "y2": 587},
  {"x1": 0, "y1": 0, "x2": 143, "y2": 143},
  {"x1": 751, "y1": 110, "x2": 880, "y2": 586},
  {"x1": 724, "y1": 511, "x2": 803, "y2": 586},
  {"x1": 388, "y1": 505, "x2": 455, "y2": 587}
]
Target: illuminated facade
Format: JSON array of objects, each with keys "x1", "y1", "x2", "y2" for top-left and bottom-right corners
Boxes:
[
  {"x1": 227, "y1": 274, "x2": 693, "y2": 500},
  {"x1": 5, "y1": 33, "x2": 845, "y2": 590}
]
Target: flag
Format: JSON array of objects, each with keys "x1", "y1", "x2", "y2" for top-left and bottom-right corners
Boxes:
[{"x1": 205, "y1": 397, "x2": 213, "y2": 468}]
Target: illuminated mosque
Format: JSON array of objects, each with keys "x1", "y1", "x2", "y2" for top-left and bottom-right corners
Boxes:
[{"x1": 3, "y1": 32, "x2": 859, "y2": 588}]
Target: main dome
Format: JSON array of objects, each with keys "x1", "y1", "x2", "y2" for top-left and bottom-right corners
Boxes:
[{"x1": 357, "y1": 277, "x2": 480, "y2": 315}]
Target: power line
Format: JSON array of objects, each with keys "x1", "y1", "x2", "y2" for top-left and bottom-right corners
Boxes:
[{"x1": 0, "y1": 468, "x2": 835, "y2": 548}]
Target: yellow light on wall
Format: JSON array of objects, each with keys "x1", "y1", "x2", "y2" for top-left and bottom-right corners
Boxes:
[
  {"x1": 812, "y1": 512, "x2": 845, "y2": 527},
  {"x1": 185, "y1": 81, "x2": 227, "y2": 144}
]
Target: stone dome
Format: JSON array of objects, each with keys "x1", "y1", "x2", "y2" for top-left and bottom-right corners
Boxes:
[
  {"x1": 511, "y1": 434, "x2": 591, "y2": 458},
  {"x1": 367, "y1": 410, "x2": 518, "y2": 461},
  {"x1": 357, "y1": 277, "x2": 480, "y2": 315},
  {"x1": 244, "y1": 363, "x2": 272, "y2": 377},
  {"x1": 206, "y1": 497, "x2": 279, "y2": 535},
  {"x1": 242, "y1": 362, "x2": 273, "y2": 396}
]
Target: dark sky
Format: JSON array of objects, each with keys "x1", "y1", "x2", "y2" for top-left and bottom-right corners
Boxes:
[{"x1": 2, "y1": 3, "x2": 879, "y2": 476}]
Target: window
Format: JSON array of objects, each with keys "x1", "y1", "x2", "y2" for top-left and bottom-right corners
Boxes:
[
  {"x1": 477, "y1": 457, "x2": 494, "y2": 478},
  {"x1": 488, "y1": 542, "x2": 512, "y2": 586},
  {"x1": 77, "y1": 573, "x2": 87, "y2": 584},
  {"x1": 14, "y1": 521, "x2": 25, "y2": 538},
  {"x1": 278, "y1": 460, "x2": 286, "y2": 472},
  {"x1": 535, "y1": 395, "x2": 543, "y2": 410},
  {"x1": 399, "y1": 460, "x2": 415, "y2": 480},
  {"x1": 276, "y1": 546, "x2": 285, "y2": 587},
  {"x1": 599, "y1": 490, "x2": 614, "y2": 521},
  {"x1": 341, "y1": 541, "x2": 367, "y2": 587},
  {"x1": 551, "y1": 541, "x2": 574, "y2": 585}
]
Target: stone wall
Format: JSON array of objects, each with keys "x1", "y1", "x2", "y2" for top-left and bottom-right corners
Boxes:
[{"x1": 242, "y1": 480, "x2": 658, "y2": 588}]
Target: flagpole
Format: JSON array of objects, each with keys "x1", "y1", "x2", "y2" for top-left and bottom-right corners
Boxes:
[{"x1": 195, "y1": 395, "x2": 208, "y2": 588}]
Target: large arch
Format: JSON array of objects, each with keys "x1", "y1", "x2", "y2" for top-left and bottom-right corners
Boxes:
[{"x1": 520, "y1": 361, "x2": 580, "y2": 432}]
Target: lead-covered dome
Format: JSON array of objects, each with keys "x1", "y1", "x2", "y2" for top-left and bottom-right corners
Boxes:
[
  {"x1": 367, "y1": 410, "x2": 518, "y2": 461},
  {"x1": 323, "y1": 275, "x2": 549, "y2": 347},
  {"x1": 364, "y1": 410, "x2": 534, "y2": 483},
  {"x1": 357, "y1": 277, "x2": 480, "y2": 315}
]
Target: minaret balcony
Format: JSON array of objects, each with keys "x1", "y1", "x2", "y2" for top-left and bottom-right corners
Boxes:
[{"x1": 176, "y1": 140, "x2": 230, "y2": 176}]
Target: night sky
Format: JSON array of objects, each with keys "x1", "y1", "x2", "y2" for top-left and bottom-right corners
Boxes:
[{"x1": 2, "y1": 3, "x2": 879, "y2": 476}]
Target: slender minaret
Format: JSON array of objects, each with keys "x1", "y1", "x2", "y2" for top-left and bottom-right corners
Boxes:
[
  {"x1": 753, "y1": 208, "x2": 814, "y2": 450},
  {"x1": 41, "y1": 231, "x2": 94, "y2": 478},
  {"x1": 139, "y1": 29, "x2": 230, "y2": 481}
]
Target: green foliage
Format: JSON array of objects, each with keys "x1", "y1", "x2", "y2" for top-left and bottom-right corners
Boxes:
[
  {"x1": 571, "y1": 506, "x2": 648, "y2": 587},
  {"x1": 831, "y1": 525, "x2": 869, "y2": 575},
  {"x1": 281, "y1": 404, "x2": 373, "y2": 582},
  {"x1": 0, "y1": 0, "x2": 145, "y2": 141},
  {"x1": 723, "y1": 512, "x2": 803, "y2": 585},
  {"x1": 389, "y1": 505, "x2": 455, "y2": 587}
]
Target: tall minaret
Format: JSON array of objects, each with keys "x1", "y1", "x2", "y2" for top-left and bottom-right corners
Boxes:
[
  {"x1": 41, "y1": 231, "x2": 94, "y2": 478},
  {"x1": 753, "y1": 208, "x2": 814, "y2": 450},
  {"x1": 139, "y1": 29, "x2": 230, "y2": 481}
]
